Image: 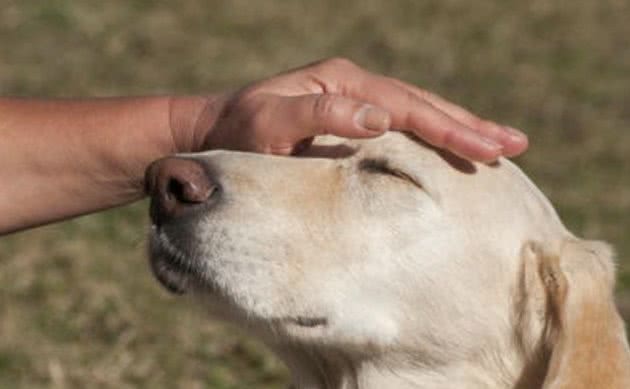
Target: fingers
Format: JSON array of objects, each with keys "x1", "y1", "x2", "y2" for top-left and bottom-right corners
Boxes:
[
  {"x1": 308, "y1": 59, "x2": 528, "y2": 161},
  {"x1": 395, "y1": 98, "x2": 504, "y2": 162},
  {"x1": 242, "y1": 58, "x2": 529, "y2": 160},
  {"x1": 273, "y1": 94, "x2": 391, "y2": 139},
  {"x1": 348, "y1": 74, "x2": 504, "y2": 161},
  {"x1": 384, "y1": 77, "x2": 528, "y2": 157},
  {"x1": 281, "y1": 91, "x2": 501, "y2": 162}
]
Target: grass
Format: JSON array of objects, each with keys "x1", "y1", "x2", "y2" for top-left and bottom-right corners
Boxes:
[{"x1": 1, "y1": 0, "x2": 629, "y2": 387}]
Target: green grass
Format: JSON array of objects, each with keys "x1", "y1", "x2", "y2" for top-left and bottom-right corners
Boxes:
[{"x1": 1, "y1": 1, "x2": 629, "y2": 387}]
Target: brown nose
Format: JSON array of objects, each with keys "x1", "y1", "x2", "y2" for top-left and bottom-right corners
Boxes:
[{"x1": 145, "y1": 157, "x2": 218, "y2": 224}]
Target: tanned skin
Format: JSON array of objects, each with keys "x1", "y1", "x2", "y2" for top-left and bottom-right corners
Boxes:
[{"x1": 0, "y1": 58, "x2": 527, "y2": 234}]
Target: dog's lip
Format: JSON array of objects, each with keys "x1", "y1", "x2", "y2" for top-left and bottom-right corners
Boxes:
[
  {"x1": 274, "y1": 315, "x2": 328, "y2": 329},
  {"x1": 288, "y1": 316, "x2": 328, "y2": 327},
  {"x1": 151, "y1": 253, "x2": 190, "y2": 294},
  {"x1": 149, "y1": 227, "x2": 197, "y2": 294},
  {"x1": 150, "y1": 228, "x2": 330, "y2": 330}
]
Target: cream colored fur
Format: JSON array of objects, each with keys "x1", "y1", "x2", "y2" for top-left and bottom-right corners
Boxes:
[{"x1": 149, "y1": 132, "x2": 630, "y2": 388}]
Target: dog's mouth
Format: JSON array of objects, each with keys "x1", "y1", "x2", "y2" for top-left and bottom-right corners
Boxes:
[
  {"x1": 149, "y1": 227, "x2": 201, "y2": 295},
  {"x1": 287, "y1": 316, "x2": 328, "y2": 328},
  {"x1": 149, "y1": 227, "x2": 330, "y2": 331},
  {"x1": 150, "y1": 254, "x2": 189, "y2": 294}
]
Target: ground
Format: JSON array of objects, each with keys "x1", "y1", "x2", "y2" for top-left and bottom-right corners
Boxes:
[{"x1": 1, "y1": 1, "x2": 629, "y2": 388}]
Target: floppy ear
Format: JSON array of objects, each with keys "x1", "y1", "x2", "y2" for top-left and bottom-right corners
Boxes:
[{"x1": 530, "y1": 239, "x2": 630, "y2": 389}]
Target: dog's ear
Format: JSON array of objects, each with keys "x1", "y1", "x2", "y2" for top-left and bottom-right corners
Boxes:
[{"x1": 526, "y1": 239, "x2": 630, "y2": 389}]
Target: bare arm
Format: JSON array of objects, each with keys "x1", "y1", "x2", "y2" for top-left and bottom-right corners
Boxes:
[
  {"x1": 0, "y1": 96, "x2": 214, "y2": 234},
  {"x1": 0, "y1": 58, "x2": 528, "y2": 235}
]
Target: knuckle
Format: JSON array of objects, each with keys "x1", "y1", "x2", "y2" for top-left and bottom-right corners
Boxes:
[
  {"x1": 475, "y1": 118, "x2": 491, "y2": 128},
  {"x1": 320, "y1": 57, "x2": 359, "y2": 72},
  {"x1": 417, "y1": 88, "x2": 437, "y2": 101},
  {"x1": 438, "y1": 129, "x2": 456, "y2": 148},
  {"x1": 235, "y1": 87, "x2": 258, "y2": 102},
  {"x1": 477, "y1": 119, "x2": 500, "y2": 133},
  {"x1": 312, "y1": 94, "x2": 337, "y2": 121},
  {"x1": 404, "y1": 88, "x2": 419, "y2": 104},
  {"x1": 245, "y1": 99, "x2": 271, "y2": 130}
]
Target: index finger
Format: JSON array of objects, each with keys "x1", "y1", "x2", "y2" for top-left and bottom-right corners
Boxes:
[
  {"x1": 338, "y1": 70, "x2": 504, "y2": 162},
  {"x1": 384, "y1": 77, "x2": 528, "y2": 157}
]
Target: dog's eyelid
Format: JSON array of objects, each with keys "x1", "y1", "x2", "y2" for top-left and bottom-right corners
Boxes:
[
  {"x1": 358, "y1": 157, "x2": 389, "y2": 172},
  {"x1": 358, "y1": 158, "x2": 424, "y2": 189}
]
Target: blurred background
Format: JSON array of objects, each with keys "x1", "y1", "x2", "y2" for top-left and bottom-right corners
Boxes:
[{"x1": 1, "y1": 0, "x2": 629, "y2": 387}]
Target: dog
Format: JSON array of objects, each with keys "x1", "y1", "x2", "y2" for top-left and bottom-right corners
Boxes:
[{"x1": 145, "y1": 132, "x2": 630, "y2": 388}]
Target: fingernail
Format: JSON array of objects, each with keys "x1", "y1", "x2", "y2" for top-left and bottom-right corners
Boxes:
[
  {"x1": 504, "y1": 126, "x2": 527, "y2": 141},
  {"x1": 480, "y1": 137, "x2": 503, "y2": 152},
  {"x1": 477, "y1": 137, "x2": 503, "y2": 162},
  {"x1": 354, "y1": 105, "x2": 391, "y2": 132}
]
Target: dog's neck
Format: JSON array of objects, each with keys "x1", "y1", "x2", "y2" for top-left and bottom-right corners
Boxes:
[{"x1": 272, "y1": 342, "x2": 548, "y2": 389}]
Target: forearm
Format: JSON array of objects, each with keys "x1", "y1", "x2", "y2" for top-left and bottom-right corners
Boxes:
[{"x1": 0, "y1": 95, "x2": 220, "y2": 234}]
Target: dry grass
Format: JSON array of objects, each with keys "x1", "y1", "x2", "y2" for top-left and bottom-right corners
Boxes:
[{"x1": 1, "y1": 0, "x2": 629, "y2": 387}]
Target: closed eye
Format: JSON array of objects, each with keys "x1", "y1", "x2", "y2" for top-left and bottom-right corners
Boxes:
[{"x1": 358, "y1": 158, "x2": 422, "y2": 188}]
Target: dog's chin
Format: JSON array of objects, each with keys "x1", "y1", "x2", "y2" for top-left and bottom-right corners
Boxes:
[
  {"x1": 148, "y1": 229, "x2": 330, "y2": 334},
  {"x1": 148, "y1": 229, "x2": 202, "y2": 295},
  {"x1": 150, "y1": 253, "x2": 191, "y2": 294}
]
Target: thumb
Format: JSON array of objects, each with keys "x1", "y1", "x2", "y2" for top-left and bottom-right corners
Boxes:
[{"x1": 278, "y1": 94, "x2": 391, "y2": 139}]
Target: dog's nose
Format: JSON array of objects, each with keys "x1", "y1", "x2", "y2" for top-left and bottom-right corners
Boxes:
[{"x1": 145, "y1": 157, "x2": 218, "y2": 223}]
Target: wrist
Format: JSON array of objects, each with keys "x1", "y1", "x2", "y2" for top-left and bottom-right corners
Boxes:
[{"x1": 168, "y1": 94, "x2": 228, "y2": 153}]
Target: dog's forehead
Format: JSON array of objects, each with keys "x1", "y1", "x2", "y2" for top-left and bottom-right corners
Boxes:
[
  {"x1": 311, "y1": 133, "x2": 448, "y2": 166},
  {"x1": 199, "y1": 132, "x2": 564, "y2": 241},
  {"x1": 311, "y1": 132, "x2": 479, "y2": 185},
  {"x1": 314, "y1": 133, "x2": 565, "y2": 231}
]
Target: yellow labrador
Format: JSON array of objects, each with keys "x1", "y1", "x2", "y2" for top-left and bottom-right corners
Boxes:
[{"x1": 145, "y1": 132, "x2": 630, "y2": 389}]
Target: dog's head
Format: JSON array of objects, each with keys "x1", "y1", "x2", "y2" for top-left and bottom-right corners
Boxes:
[{"x1": 146, "y1": 132, "x2": 629, "y2": 387}]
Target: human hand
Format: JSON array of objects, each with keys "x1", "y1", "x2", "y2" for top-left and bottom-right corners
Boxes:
[{"x1": 173, "y1": 58, "x2": 528, "y2": 162}]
